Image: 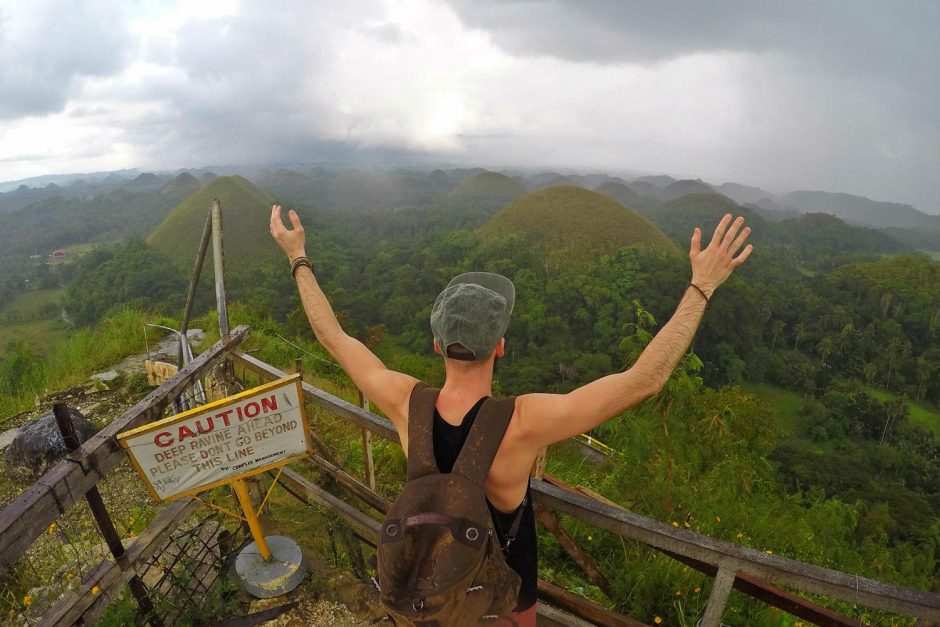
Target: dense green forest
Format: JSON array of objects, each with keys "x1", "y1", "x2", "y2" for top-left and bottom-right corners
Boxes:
[{"x1": 1, "y1": 167, "x2": 939, "y2": 625}]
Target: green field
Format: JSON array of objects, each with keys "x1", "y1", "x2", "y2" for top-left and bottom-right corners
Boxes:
[
  {"x1": 0, "y1": 286, "x2": 66, "y2": 315},
  {"x1": 0, "y1": 287, "x2": 70, "y2": 354},
  {"x1": 0, "y1": 318, "x2": 71, "y2": 356},
  {"x1": 866, "y1": 387, "x2": 940, "y2": 439},
  {"x1": 741, "y1": 382, "x2": 806, "y2": 436},
  {"x1": 920, "y1": 250, "x2": 940, "y2": 261}
]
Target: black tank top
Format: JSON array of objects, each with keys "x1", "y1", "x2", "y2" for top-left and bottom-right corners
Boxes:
[{"x1": 432, "y1": 398, "x2": 538, "y2": 611}]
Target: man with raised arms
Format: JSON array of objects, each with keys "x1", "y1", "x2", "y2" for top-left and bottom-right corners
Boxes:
[{"x1": 270, "y1": 205, "x2": 752, "y2": 625}]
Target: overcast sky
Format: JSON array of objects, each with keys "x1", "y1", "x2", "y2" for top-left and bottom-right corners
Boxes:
[{"x1": 1, "y1": 0, "x2": 937, "y2": 210}]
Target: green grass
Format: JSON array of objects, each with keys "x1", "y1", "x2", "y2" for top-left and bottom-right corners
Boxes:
[
  {"x1": 865, "y1": 387, "x2": 940, "y2": 439},
  {"x1": 0, "y1": 286, "x2": 65, "y2": 316},
  {"x1": 0, "y1": 318, "x2": 71, "y2": 356},
  {"x1": 740, "y1": 382, "x2": 806, "y2": 436},
  {"x1": 918, "y1": 249, "x2": 940, "y2": 261}
]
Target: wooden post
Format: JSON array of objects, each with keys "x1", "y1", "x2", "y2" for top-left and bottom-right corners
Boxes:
[
  {"x1": 359, "y1": 390, "x2": 376, "y2": 490},
  {"x1": 534, "y1": 503, "x2": 610, "y2": 595},
  {"x1": 210, "y1": 200, "x2": 229, "y2": 337},
  {"x1": 701, "y1": 566, "x2": 737, "y2": 627},
  {"x1": 531, "y1": 446, "x2": 548, "y2": 479},
  {"x1": 232, "y1": 478, "x2": 271, "y2": 562},
  {"x1": 52, "y1": 404, "x2": 163, "y2": 627}
]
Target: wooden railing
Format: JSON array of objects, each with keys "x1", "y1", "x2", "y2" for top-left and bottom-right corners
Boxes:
[
  {"x1": 0, "y1": 327, "x2": 249, "y2": 625},
  {"x1": 3, "y1": 329, "x2": 938, "y2": 626},
  {"x1": 233, "y1": 350, "x2": 940, "y2": 627}
]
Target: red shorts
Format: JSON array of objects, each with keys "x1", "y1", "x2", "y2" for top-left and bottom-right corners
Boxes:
[{"x1": 501, "y1": 603, "x2": 537, "y2": 627}]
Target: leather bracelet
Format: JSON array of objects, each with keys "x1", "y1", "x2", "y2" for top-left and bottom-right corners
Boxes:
[
  {"x1": 290, "y1": 256, "x2": 314, "y2": 277},
  {"x1": 688, "y1": 282, "x2": 711, "y2": 309}
]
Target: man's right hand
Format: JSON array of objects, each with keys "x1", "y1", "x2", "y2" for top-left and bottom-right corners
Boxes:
[
  {"x1": 689, "y1": 213, "x2": 753, "y2": 297},
  {"x1": 270, "y1": 204, "x2": 307, "y2": 261}
]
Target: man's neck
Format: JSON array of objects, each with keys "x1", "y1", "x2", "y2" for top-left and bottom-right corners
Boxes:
[{"x1": 440, "y1": 358, "x2": 494, "y2": 404}]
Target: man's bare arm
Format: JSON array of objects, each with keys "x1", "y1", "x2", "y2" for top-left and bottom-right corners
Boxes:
[
  {"x1": 517, "y1": 213, "x2": 753, "y2": 448},
  {"x1": 270, "y1": 205, "x2": 417, "y2": 429}
]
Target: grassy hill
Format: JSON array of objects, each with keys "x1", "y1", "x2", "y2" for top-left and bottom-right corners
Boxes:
[
  {"x1": 595, "y1": 181, "x2": 656, "y2": 211},
  {"x1": 147, "y1": 175, "x2": 278, "y2": 271},
  {"x1": 771, "y1": 213, "x2": 905, "y2": 258},
  {"x1": 448, "y1": 171, "x2": 526, "y2": 200},
  {"x1": 479, "y1": 185, "x2": 675, "y2": 268},
  {"x1": 645, "y1": 192, "x2": 767, "y2": 245},
  {"x1": 662, "y1": 179, "x2": 715, "y2": 202},
  {"x1": 161, "y1": 172, "x2": 202, "y2": 199}
]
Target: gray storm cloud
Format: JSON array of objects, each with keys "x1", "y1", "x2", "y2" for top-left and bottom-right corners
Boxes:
[
  {"x1": 0, "y1": 1, "x2": 131, "y2": 119},
  {"x1": 0, "y1": 0, "x2": 937, "y2": 211}
]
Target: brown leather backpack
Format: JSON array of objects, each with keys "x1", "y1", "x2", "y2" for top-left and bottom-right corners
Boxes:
[{"x1": 377, "y1": 383, "x2": 523, "y2": 626}]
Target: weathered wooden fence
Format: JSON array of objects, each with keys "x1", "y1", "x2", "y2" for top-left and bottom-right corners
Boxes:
[{"x1": 3, "y1": 329, "x2": 939, "y2": 626}]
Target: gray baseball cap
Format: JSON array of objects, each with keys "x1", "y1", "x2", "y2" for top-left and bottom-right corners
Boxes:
[{"x1": 430, "y1": 272, "x2": 515, "y2": 361}]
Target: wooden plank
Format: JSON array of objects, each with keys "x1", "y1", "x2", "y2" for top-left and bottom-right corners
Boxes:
[
  {"x1": 534, "y1": 504, "x2": 610, "y2": 595},
  {"x1": 278, "y1": 467, "x2": 381, "y2": 540},
  {"x1": 537, "y1": 580, "x2": 647, "y2": 627},
  {"x1": 0, "y1": 326, "x2": 250, "y2": 575},
  {"x1": 303, "y1": 454, "x2": 392, "y2": 515},
  {"x1": 38, "y1": 497, "x2": 199, "y2": 626},
  {"x1": 536, "y1": 603, "x2": 600, "y2": 627},
  {"x1": 359, "y1": 391, "x2": 376, "y2": 490},
  {"x1": 232, "y1": 352, "x2": 399, "y2": 442},
  {"x1": 660, "y1": 549, "x2": 869, "y2": 627},
  {"x1": 532, "y1": 480, "x2": 940, "y2": 621},
  {"x1": 700, "y1": 566, "x2": 736, "y2": 627}
]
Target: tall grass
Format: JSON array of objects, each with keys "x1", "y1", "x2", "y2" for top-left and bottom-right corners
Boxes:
[{"x1": 0, "y1": 308, "x2": 148, "y2": 422}]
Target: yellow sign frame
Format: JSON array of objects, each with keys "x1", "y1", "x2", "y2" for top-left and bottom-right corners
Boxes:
[{"x1": 118, "y1": 374, "x2": 311, "y2": 504}]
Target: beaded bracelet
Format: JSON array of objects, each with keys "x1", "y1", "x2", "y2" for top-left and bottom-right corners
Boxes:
[
  {"x1": 290, "y1": 256, "x2": 314, "y2": 277},
  {"x1": 687, "y1": 282, "x2": 711, "y2": 309}
]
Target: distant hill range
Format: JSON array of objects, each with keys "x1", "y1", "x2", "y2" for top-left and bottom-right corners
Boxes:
[
  {"x1": 479, "y1": 186, "x2": 675, "y2": 268},
  {"x1": 147, "y1": 176, "x2": 279, "y2": 271},
  {"x1": 644, "y1": 192, "x2": 768, "y2": 244},
  {"x1": 161, "y1": 172, "x2": 203, "y2": 200},
  {"x1": 449, "y1": 171, "x2": 526, "y2": 200}
]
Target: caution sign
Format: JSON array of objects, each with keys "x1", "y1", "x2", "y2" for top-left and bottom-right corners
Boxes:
[{"x1": 119, "y1": 374, "x2": 310, "y2": 502}]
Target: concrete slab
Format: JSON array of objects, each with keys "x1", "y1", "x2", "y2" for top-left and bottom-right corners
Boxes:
[{"x1": 234, "y1": 535, "x2": 307, "y2": 599}]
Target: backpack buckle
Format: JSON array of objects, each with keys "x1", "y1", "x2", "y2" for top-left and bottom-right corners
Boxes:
[{"x1": 412, "y1": 598, "x2": 425, "y2": 612}]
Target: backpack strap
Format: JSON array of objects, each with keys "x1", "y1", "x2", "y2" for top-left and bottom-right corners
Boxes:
[
  {"x1": 406, "y1": 382, "x2": 441, "y2": 481},
  {"x1": 452, "y1": 396, "x2": 516, "y2": 485}
]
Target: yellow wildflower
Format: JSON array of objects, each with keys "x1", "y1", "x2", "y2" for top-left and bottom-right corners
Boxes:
[
  {"x1": 675, "y1": 590, "x2": 682, "y2": 596},
  {"x1": 671, "y1": 521, "x2": 679, "y2": 527},
  {"x1": 765, "y1": 549, "x2": 773, "y2": 554},
  {"x1": 715, "y1": 516, "x2": 721, "y2": 523},
  {"x1": 654, "y1": 617, "x2": 662, "y2": 624},
  {"x1": 23, "y1": 595, "x2": 32, "y2": 606},
  {"x1": 92, "y1": 586, "x2": 100, "y2": 596},
  {"x1": 587, "y1": 535, "x2": 592, "y2": 541},
  {"x1": 47, "y1": 522, "x2": 56, "y2": 534},
  {"x1": 683, "y1": 521, "x2": 691, "y2": 528},
  {"x1": 66, "y1": 572, "x2": 75, "y2": 582},
  {"x1": 694, "y1": 586, "x2": 701, "y2": 593}
]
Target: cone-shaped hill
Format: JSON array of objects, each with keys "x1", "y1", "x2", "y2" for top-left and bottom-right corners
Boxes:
[
  {"x1": 449, "y1": 171, "x2": 527, "y2": 200},
  {"x1": 147, "y1": 176, "x2": 278, "y2": 271},
  {"x1": 479, "y1": 186, "x2": 676, "y2": 268},
  {"x1": 646, "y1": 192, "x2": 767, "y2": 245},
  {"x1": 161, "y1": 172, "x2": 203, "y2": 199},
  {"x1": 595, "y1": 181, "x2": 644, "y2": 209}
]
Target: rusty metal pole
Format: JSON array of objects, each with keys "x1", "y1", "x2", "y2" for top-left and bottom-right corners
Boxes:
[{"x1": 53, "y1": 404, "x2": 163, "y2": 627}]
